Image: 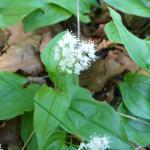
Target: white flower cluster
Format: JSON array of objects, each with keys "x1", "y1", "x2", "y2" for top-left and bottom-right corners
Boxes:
[
  {"x1": 78, "y1": 135, "x2": 111, "y2": 150},
  {"x1": 54, "y1": 31, "x2": 97, "y2": 74}
]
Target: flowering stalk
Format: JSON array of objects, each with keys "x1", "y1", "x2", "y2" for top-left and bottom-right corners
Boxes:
[
  {"x1": 78, "y1": 135, "x2": 111, "y2": 150},
  {"x1": 54, "y1": 31, "x2": 97, "y2": 75}
]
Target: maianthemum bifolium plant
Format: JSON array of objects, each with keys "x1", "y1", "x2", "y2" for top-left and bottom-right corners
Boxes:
[{"x1": 0, "y1": 0, "x2": 150, "y2": 150}]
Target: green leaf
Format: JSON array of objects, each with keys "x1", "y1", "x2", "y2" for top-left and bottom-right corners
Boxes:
[
  {"x1": 35, "y1": 84, "x2": 132, "y2": 150},
  {"x1": 0, "y1": 72, "x2": 39, "y2": 120},
  {"x1": 34, "y1": 85, "x2": 70, "y2": 149},
  {"x1": 21, "y1": 112, "x2": 39, "y2": 150},
  {"x1": 47, "y1": 0, "x2": 91, "y2": 23},
  {"x1": 103, "y1": 0, "x2": 150, "y2": 17},
  {"x1": 87, "y1": 0, "x2": 99, "y2": 6},
  {"x1": 104, "y1": 21, "x2": 122, "y2": 44},
  {"x1": 23, "y1": 112, "x2": 66, "y2": 150},
  {"x1": 120, "y1": 73, "x2": 150, "y2": 120},
  {"x1": 108, "y1": 8, "x2": 150, "y2": 71},
  {"x1": 60, "y1": 87, "x2": 132, "y2": 150},
  {"x1": 42, "y1": 129, "x2": 66, "y2": 150},
  {"x1": 0, "y1": 0, "x2": 42, "y2": 27},
  {"x1": 23, "y1": 4, "x2": 72, "y2": 32},
  {"x1": 119, "y1": 103, "x2": 150, "y2": 147},
  {"x1": 0, "y1": 0, "x2": 92, "y2": 30},
  {"x1": 41, "y1": 31, "x2": 78, "y2": 91}
]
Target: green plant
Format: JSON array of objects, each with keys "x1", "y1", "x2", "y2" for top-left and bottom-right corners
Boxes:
[
  {"x1": 0, "y1": 0, "x2": 92, "y2": 31},
  {"x1": 104, "y1": 2, "x2": 150, "y2": 148},
  {"x1": 0, "y1": 0, "x2": 150, "y2": 150}
]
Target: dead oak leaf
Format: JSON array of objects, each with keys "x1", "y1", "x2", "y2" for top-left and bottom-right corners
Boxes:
[{"x1": 0, "y1": 37, "x2": 43, "y2": 75}]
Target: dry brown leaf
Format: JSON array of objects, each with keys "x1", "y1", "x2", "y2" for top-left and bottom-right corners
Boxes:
[
  {"x1": 8, "y1": 23, "x2": 33, "y2": 45},
  {"x1": 39, "y1": 31, "x2": 52, "y2": 52},
  {"x1": 0, "y1": 23, "x2": 43, "y2": 75},
  {"x1": 80, "y1": 58, "x2": 125, "y2": 92},
  {"x1": 97, "y1": 39, "x2": 112, "y2": 50},
  {"x1": 0, "y1": 37, "x2": 43, "y2": 75},
  {"x1": 108, "y1": 50, "x2": 139, "y2": 72}
]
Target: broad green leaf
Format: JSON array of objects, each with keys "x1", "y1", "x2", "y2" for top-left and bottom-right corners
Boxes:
[
  {"x1": 119, "y1": 103, "x2": 150, "y2": 147},
  {"x1": 104, "y1": 21, "x2": 122, "y2": 44},
  {"x1": 0, "y1": 0, "x2": 91, "y2": 30},
  {"x1": 34, "y1": 85, "x2": 70, "y2": 149},
  {"x1": 103, "y1": 0, "x2": 150, "y2": 17},
  {"x1": 141, "y1": 0, "x2": 150, "y2": 7},
  {"x1": 0, "y1": 72, "x2": 39, "y2": 120},
  {"x1": 42, "y1": 129, "x2": 66, "y2": 150},
  {"x1": 21, "y1": 112, "x2": 39, "y2": 150},
  {"x1": 47, "y1": 0, "x2": 91, "y2": 23},
  {"x1": 109, "y1": 8, "x2": 150, "y2": 71},
  {"x1": 41, "y1": 32, "x2": 78, "y2": 91},
  {"x1": 60, "y1": 87, "x2": 132, "y2": 150},
  {"x1": 23, "y1": 4, "x2": 72, "y2": 32},
  {"x1": 88, "y1": 0, "x2": 99, "y2": 6},
  {"x1": 0, "y1": 0, "x2": 42, "y2": 27},
  {"x1": 35, "y1": 85, "x2": 133, "y2": 149},
  {"x1": 120, "y1": 73, "x2": 150, "y2": 120}
]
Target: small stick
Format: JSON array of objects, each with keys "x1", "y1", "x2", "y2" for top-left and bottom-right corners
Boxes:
[
  {"x1": 21, "y1": 130, "x2": 35, "y2": 150},
  {"x1": 119, "y1": 113, "x2": 150, "y2": 126}
]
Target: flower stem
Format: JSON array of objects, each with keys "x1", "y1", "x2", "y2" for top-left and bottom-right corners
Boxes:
[{"x1": 77, "y1": 0, "x2": 80, "y2": 41}]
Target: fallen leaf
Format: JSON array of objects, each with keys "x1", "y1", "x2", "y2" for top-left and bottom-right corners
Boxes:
[
  {"x1": 0, "y1": 37, "x2": 43, "y2": 75},
  {"x1": 39, "y1": 30, "x2": 52, "y2": 53},
  {"x1": 108, "y1": 50, "x2": 139, "y2": 72},
  {"x1": 97, "y1": 39, "x2": 112, "y2": 50},
  {"x1": 80, "y1": 58, "x2": 125, "y2": 92},
  {"x1": 8, "y1": 23, "x2": 32, "y2": 45}
]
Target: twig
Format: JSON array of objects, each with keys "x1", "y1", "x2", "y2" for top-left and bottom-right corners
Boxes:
[
  {"x1": 119, "y1": 113, "x2": 150, "y2": 126},
  {"x1": 21, "y1": 130, "x2": 35, "y2": 150}
]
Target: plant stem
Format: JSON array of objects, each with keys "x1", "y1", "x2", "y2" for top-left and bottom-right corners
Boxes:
[
  {"x1": 119, "y1": 113, "x2": 150, "y2": 126},
  {"x1": 21, "y1": 130, "x2": 35, "y2": 150},
  {"x1": 77, "y1": 0, "x2": 80, "y2": 40}
]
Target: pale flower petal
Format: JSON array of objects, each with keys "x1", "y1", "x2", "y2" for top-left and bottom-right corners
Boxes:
[
  {"x1": 78, "y1": 135, "x2": 111, "y2": 150},
  {"x1": 53, "y1": 30, "x2": 97, "y2": 74}
]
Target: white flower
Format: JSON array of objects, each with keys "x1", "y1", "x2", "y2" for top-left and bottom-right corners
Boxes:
[
  {"x1": 54, "y1": 30, "x2": 97, "y2": 74},
  {"x1": 78, "y1": 142, "x2": 87, "y2": 150},
  {"x1": 78, "y1": 135, "x2": 111, "y2": 150}
]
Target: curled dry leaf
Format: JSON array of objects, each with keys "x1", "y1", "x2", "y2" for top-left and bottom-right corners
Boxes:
[
  {"x1": 80, "y1": 58, "x2": 125, "y2": 92},
  {"x1": 97, "y1": 39, "x2": 112, "y2": 50},
  {"x1": 7, "y1": 23, "x2": 33, "y2": 45},
  {"x1": 108, "y1": 50, "x2": 139, "y2": 72},
  {"x1": 39, "y1": 30, "x2": 52, "y2": 53},
  {"x1": 0, "y1": 37, "x2": 43, "y2": 75},
  {"x1": 0, "y1": 23, "x2": 43, "y2": 75}
]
